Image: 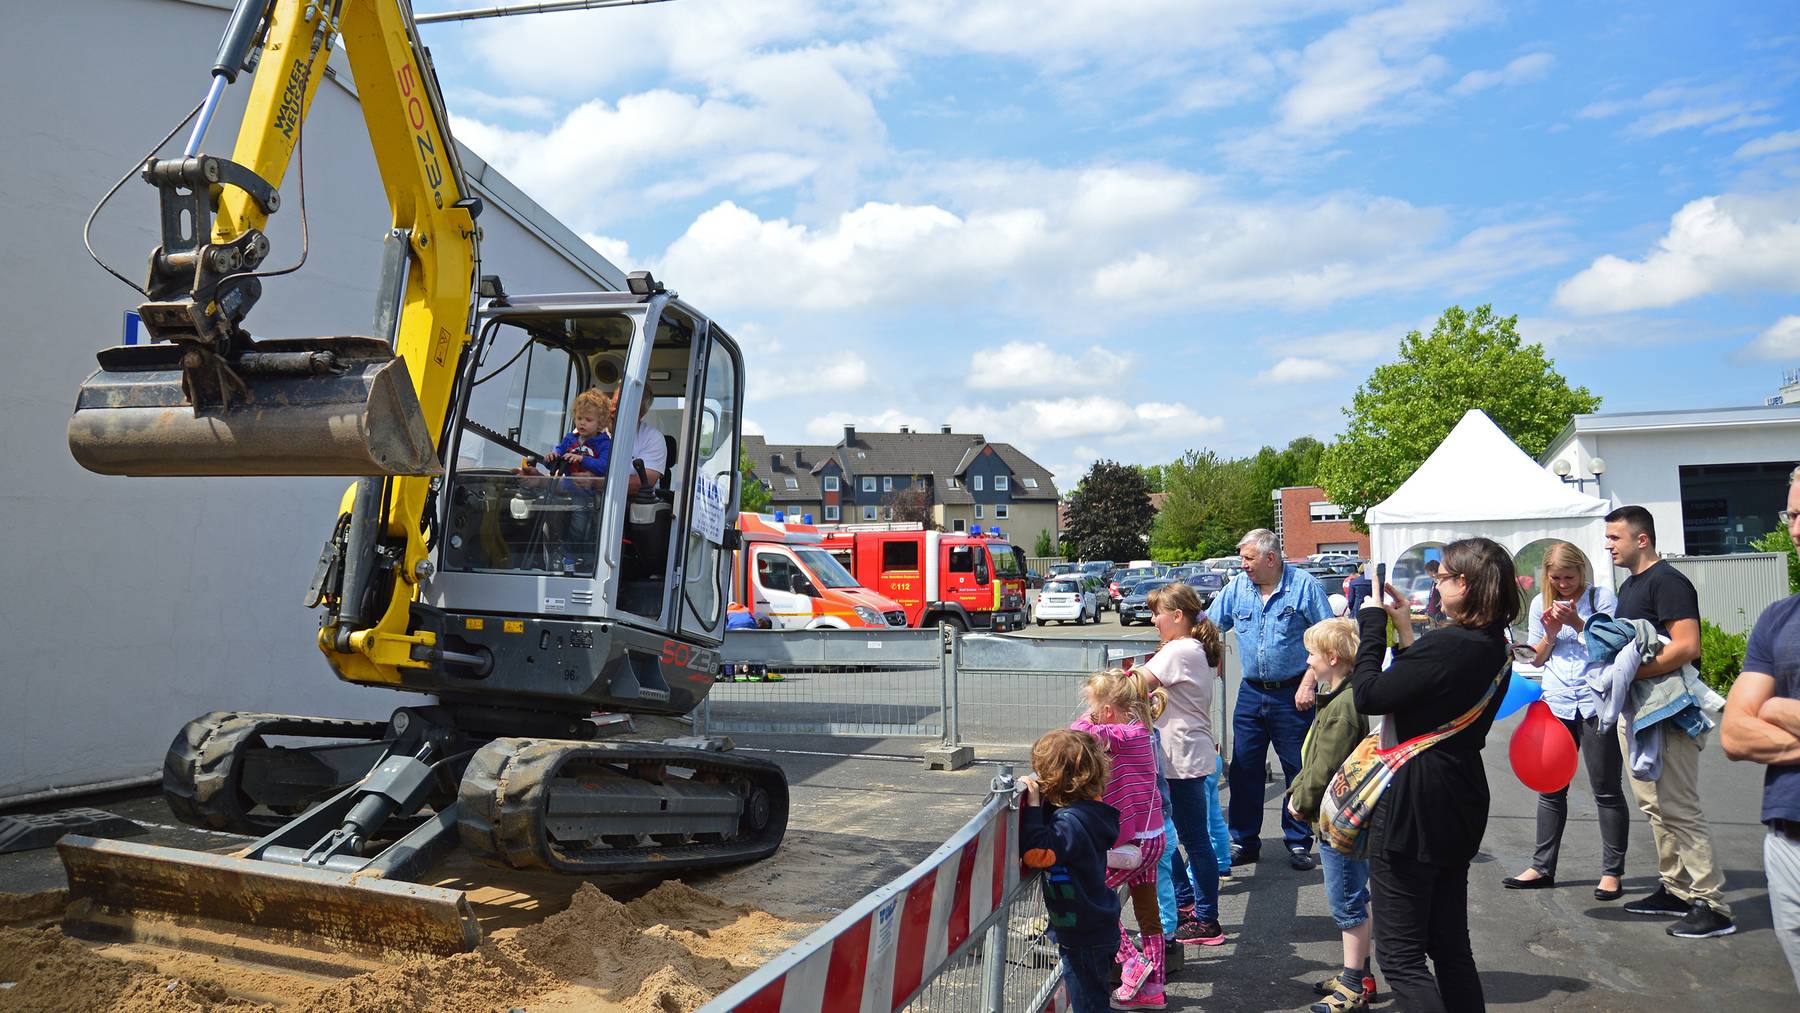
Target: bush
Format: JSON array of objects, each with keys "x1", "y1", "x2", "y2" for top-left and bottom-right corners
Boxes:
[
  {"x1": 1753, "y1": 528, "x2": 1799, "y2": 595},
  {"x1": 1698, "y1": 620, "x2": 1749, "y2": 693}
]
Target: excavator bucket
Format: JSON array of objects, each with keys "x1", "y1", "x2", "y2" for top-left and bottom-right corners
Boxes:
[
  {"x1": 57, "y1": 836, "x2": 480, "y2": 976},
  {"x1": 67, "y1": 337, "x2": 439, "y2": 477}
]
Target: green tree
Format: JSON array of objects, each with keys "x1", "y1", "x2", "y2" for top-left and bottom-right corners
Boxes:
[
  {"x1": 1246, "y1": 437, "x2": 1326, "y2": 528},
  {"x1": 1033, "y1": 529, "x2": 1057, "y2": 557},
  {"x1": 1151, "y1": 450, "x2": 1256, "y2": 560},
  {"x1": 739, "y1": 450, "x2": 771, "y2": 514},
  {"x1": 1064, "y1": 460, "x2": 1155, "y2": 562},
  {"x1": 1318, "y1": 305, "x2": 1601, "y2": 526},
  {"x1": 1136, "y1": 463, "x2": 1168, "y2": 493},
  {"x1": 890, "y1": 484, "x2": 939, "y2": 529}
]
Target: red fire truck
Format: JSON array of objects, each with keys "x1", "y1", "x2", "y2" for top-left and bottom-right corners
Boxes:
[{"x1": 820, "y1": 524, "x2": 1029, "y2": 632}]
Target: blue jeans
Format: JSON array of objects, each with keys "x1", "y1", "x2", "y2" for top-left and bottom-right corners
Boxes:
[
  {"x1": 1228, "y1": 677, "x2": 1315, "y2": 855},
  {"x1": 1320, "y1": 845, "x2": 1371, "y2": 929},
  {"x1": 1059, "y1": 942, "x2": 1116, "y2": 1013},
  {"x1": 1165, "y1": 776, "x2": 1220, "y2": 922},
  {"x1": 1203, "y1": 771, "x2": 1231, "y2": 870}
]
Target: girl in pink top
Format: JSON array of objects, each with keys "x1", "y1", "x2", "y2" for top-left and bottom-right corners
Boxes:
[{"x1": 1071, "y1": 668, "x2": 1169, "y2": 1008}]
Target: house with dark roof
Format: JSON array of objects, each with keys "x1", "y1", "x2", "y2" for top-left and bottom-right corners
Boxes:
[{"x1": 742, "y1": 425, "x2": 1061, "y2": 550}]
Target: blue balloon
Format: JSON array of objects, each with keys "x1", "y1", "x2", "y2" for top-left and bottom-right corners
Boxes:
[{"x1": 1495, "y1": 674, "x2": 1545, "y2": 721}]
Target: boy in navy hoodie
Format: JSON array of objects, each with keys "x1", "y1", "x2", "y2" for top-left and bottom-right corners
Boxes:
[{"x1": 1022, "y1": 728, "x2": 1122, "y2": 1013}]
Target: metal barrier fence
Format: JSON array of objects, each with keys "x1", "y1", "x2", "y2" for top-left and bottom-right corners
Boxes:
[
  {"x1": 696, "y1": 767, "x2": 1067, "y2": 1013},
  {"x1": 699, "y1": 629, "x2": 1156, "y2": 748}
]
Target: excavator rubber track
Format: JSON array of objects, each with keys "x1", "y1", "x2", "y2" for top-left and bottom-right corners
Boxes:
[
  {"x1": 458, "y1": 738, "x2": 789, "y2": 875},
  {"x1": 162, "y1": 711, "x2": 391, "y2": 836}
]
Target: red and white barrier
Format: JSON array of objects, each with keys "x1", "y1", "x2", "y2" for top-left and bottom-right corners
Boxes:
[{"x1": 702, "y1": 790, "x2": 1020, "y2": 1013}]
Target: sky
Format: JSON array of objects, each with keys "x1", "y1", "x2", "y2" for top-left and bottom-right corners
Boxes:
[{"x1": 415, "y1": 0, "x2": 1800, "y2": 494}]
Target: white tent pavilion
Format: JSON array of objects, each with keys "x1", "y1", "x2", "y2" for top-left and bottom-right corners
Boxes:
[{"x1": 1365, "y1": 409, "x2": 1615, "y2": 592}]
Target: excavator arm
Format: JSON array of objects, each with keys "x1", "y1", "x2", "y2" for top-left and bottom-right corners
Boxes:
[{"x1": 68, "y1": 0, "x2": 477, "y2": 478}]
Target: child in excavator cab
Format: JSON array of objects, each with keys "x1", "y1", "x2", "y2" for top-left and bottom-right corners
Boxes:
[{"x1": 515, "y1": 389, "x2": 612, "y2": 571}]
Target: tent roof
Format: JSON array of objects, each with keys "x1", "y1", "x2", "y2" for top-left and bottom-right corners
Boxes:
[{"x1": 1365, "y1": 410, "x2": 1610, "y2": 524}]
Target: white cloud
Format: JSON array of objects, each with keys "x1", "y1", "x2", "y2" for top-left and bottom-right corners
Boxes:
[
  {"x1": 756, "y1": 355, "x2": 873, "y2": 397},
  {"x1": 1450, "y1": 51, "x2": 1554, "y2": 96},
  {"x1": 1261, "y1": 0, "x2": 1487, "y2": 146},
  {"x1": 580, "y1": 232, "x2": 632, "y2": 270},
  {"x1": 1578, "y1": 82, "x2": 1777, "y2": 139},
  {"x1": 1554, "y1": 191, "x2": 1800, "y2": 314},
  {"x1": 965, "y1": 342, "x2": 1134, "y2": 390},
  {"x1": 448, "y1": 89, "x2": 556, "y2": 120},
  {"x1": 1736, "y1": 130, "x2": 1800, "y2": 161},
  {"x1": 948, "y1": 397, "x2": 1222, "y2": 442},
  {"x1": 1256, "y1": 357, "x2": 1345, "y2": 383},
  {"x1": 804, "y1": 408, "x2": 934, "y2": 441},
  {"x1": 1746, "y1": 315, "x2": 1800, "y2": 360}
]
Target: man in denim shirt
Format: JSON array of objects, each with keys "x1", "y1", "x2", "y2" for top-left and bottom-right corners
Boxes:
[{"x1": 1208, "y1": 528, "x2": 1333, "y2": 869}]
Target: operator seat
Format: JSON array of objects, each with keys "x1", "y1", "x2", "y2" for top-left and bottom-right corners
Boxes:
[{"x1": 618, "y1": 432, "x2": 678, "y2": 613}]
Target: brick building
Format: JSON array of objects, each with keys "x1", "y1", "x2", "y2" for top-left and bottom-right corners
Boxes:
[
  {"x1": 1271, "y1": 485, "x2": 1368, "y2": 558},
  {"x1": 742, "y1": 426, "x2": 1061, "y2": 551}
]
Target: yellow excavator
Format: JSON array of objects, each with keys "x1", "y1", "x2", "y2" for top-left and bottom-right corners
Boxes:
[{"x1": 57, "y1": 0, "x2": 784, "y2": 974}]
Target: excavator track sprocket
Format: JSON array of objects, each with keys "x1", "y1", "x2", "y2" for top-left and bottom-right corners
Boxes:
[
  {"x1": 162, "y1": 711, "x2": 389, "y2": 836},
  {"x1": 457, "y1": 737, "x2": 788, "y2": 875}
]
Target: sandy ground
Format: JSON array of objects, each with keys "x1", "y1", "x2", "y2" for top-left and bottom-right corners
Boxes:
[{"x1": 0, "y1": 737, "x2": 1008, "y2": 1013}]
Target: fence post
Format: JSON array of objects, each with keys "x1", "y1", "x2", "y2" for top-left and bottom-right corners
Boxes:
[
  {"x1": 926, "y1": 624, "x2": 974, "y2": 771},
  {"x1": 980, "y1": 764, "x2": 1016, "y2": 1013}
]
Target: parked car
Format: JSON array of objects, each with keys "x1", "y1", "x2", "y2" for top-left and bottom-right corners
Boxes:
[
  {"x1": 1119, "y1": 583, "x2": 1155, "y2": 626},
  {"x1": 1407, "y1": 574, "x2": 1435, "y2": 617},
  {"x1": 1025, "y1": 569, "x2": 1045, "y2": 589},
  {"x1": 1035, "y1": 578, "x2": 1098, "y2": 626},
  {"x1": 1082, "y1": 573, "x2": 1114, "y2": 612},
  {"x1": 1111, "y1": 572, "x2": 1158, "y2": 609},
  {"x1": 1047, "y1": 562, "x2": 1079, "y2": 578},
  {"x1": 1308, "y1": 551, "x2": 1360, "y2": 564},
  {"x1": 1185, "y1": 571, "x2": 1226, "y2": 610}
]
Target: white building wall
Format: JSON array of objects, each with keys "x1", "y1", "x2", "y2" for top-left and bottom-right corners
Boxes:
[
  {"x1": 0, "y1": 0, "x2": 620, "y2": 799},
  {"x1": 1550, "y1": 423, "x2": 1800, "y2": 556}
]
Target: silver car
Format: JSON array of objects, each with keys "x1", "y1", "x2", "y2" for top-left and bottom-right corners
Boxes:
[{"x1": 1034, "y1": 578, "x2": 1098, "y2": 626}]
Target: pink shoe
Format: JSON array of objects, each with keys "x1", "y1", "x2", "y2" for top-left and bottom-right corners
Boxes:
[
  {"x1": 1111, "y1": 984, "x2": 1167, "y2": 1010},
  {"x1": 1116, "y1": 954, "x2": 1152, "y2": 998}
]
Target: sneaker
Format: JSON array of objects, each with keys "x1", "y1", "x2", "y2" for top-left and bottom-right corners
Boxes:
[
  {"x1": 1288, "y1": 847, "x2": 1317, "y2": 871},
  {"x1": 1110, "y1": 984, "x2": 1167, "y2": 1010},
  {"x1": 1623, "y1": 885, "x2": 1692, "y2": 917},
  {"x1": 1116, "y1": 954, "x2": 1152, "y2": 999},
  {"x1": 1176, "y1": 903, "x2": 1196, "y2": 922},
  {"x1": 1229, "y1": 843, "x2": 1258, "y2": 865},
  {"x1": 1315, "y1": 976, "x2": 1378, "y2": 1002},
  {"x1": 1175, "y1": 918, "x2": 1225, "y2": 946},
  {"x1": 1308, "y1": 980, "x2": 1368, "y2": 1013},
  {"x1": 1667, "y1": 905, "x2": 1737, "y2": 939}
]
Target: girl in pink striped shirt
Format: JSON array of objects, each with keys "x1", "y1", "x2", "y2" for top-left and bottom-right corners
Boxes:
[{"x1": 1072, "y1": 668, "x2": 1170, "y2": 1009}]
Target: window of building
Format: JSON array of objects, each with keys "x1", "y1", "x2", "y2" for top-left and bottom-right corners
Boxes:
[
  {"x1": 884, "y1": 506, "x2": 894, "y2": 520},
  {"x1": 824, "y1": 475, "x2": 839, "y2": 492},
  {"x1": 1679, "y1": 461, "x2": 1797, "y2": 554},
  {"x1": 952, "y1": 518, "x2": 967, "y2": 532},
  {"x1": 883, "y1": 476, "x2": 893, "y2": 492},
  {"x1": 1021, "y1": 477, "x2": 1038, "y2": 489},
  {"x1": 862, "y1": 476, "x2": 876, "y2": 493},
  {"x1": 948, "y1": 477, "x2": 960, "y2": 489},
  {"x1": 974, "y1": 504, "x2": 984, "y2": 519},
  {"x1": 825, "y1": 505, "x2": 840, "y2": 521},
  {"x1": 1309, "y1": 501, "x2": 1347, "y2": 522},
  {"x1": 861, "y1": 505, "x2": 877, "y2": 520},
  {"x1": 882, "y1": 541, "x2": 919, "y2": 571},
  {"x1": 995, "y1": 476, "x2": 1009, "y2": 491},
  {"x1": 784, "y1": 477, "x2": 799, "y2": 489},
  {"x1": 973, "y1": 475, "x2": 984, "y2": 492},
  {"x1": 995, "y1": 504, "x2": 1010, "y2": 519}
]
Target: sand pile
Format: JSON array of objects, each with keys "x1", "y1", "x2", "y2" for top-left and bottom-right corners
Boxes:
[
  {"x1": 0, "y1": 889, "x2": 67, "y2": 926},
  {"x1": 0, "y1": 882, "x2": 807, "y2": 1013}
]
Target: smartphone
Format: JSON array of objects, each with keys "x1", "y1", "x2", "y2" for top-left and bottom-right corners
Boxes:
[{"x1": 1374, "y1": 562, "x2": 1387, "y2": 596}]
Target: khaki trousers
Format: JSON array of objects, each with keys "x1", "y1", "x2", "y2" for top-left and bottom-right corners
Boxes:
[{"x1": 1620, "y1": 722, "x2": 1731, "y2": 915}]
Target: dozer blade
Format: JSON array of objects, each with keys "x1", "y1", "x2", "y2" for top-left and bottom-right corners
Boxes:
[
  {"x1": 67, "y1": 337, "x2": 439, "y2": 477},
  {"x1": 58, "y1": 835, "x2": 479, "y2": 976}
]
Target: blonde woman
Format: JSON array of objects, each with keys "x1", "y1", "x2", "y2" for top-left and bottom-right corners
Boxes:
[{"x1": 1502, "y1": 541, "x2": 1627, "y2": 902}]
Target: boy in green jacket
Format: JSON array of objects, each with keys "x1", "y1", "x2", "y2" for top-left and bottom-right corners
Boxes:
[{"x1": 1287, "y1": 617, "x2": 1376, "y2": 1012}]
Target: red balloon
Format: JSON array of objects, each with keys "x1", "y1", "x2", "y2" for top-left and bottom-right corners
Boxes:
[{"x1": 1510, "y1": 700, "x2": 1578, "y2": 793}]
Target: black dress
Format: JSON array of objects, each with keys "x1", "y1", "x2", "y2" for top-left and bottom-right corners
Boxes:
[{"x1": 1350, "y1": 609, "x2": 1510, "y2": 864}]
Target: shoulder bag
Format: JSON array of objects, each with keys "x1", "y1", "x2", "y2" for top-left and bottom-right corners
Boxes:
[{"x1": 1318, "y1": 654, "x2": 1510, "y2": 858}]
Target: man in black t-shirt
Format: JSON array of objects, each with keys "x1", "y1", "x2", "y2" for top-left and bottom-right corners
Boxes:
[
  {"x1": 1721, "y1": 467, "x2": 1800, "y2": 988},
  {"x1": 1605, "y1": 504, "x2": 1735, "y2": 938}
]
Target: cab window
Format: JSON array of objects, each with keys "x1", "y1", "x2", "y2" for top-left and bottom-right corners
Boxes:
[
  {"x1": 755, "y1": 551, "x2": 803, "y2": 594},
  {"x1": 947, "y1": 546, "x2": 975, "y2": 573}
]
